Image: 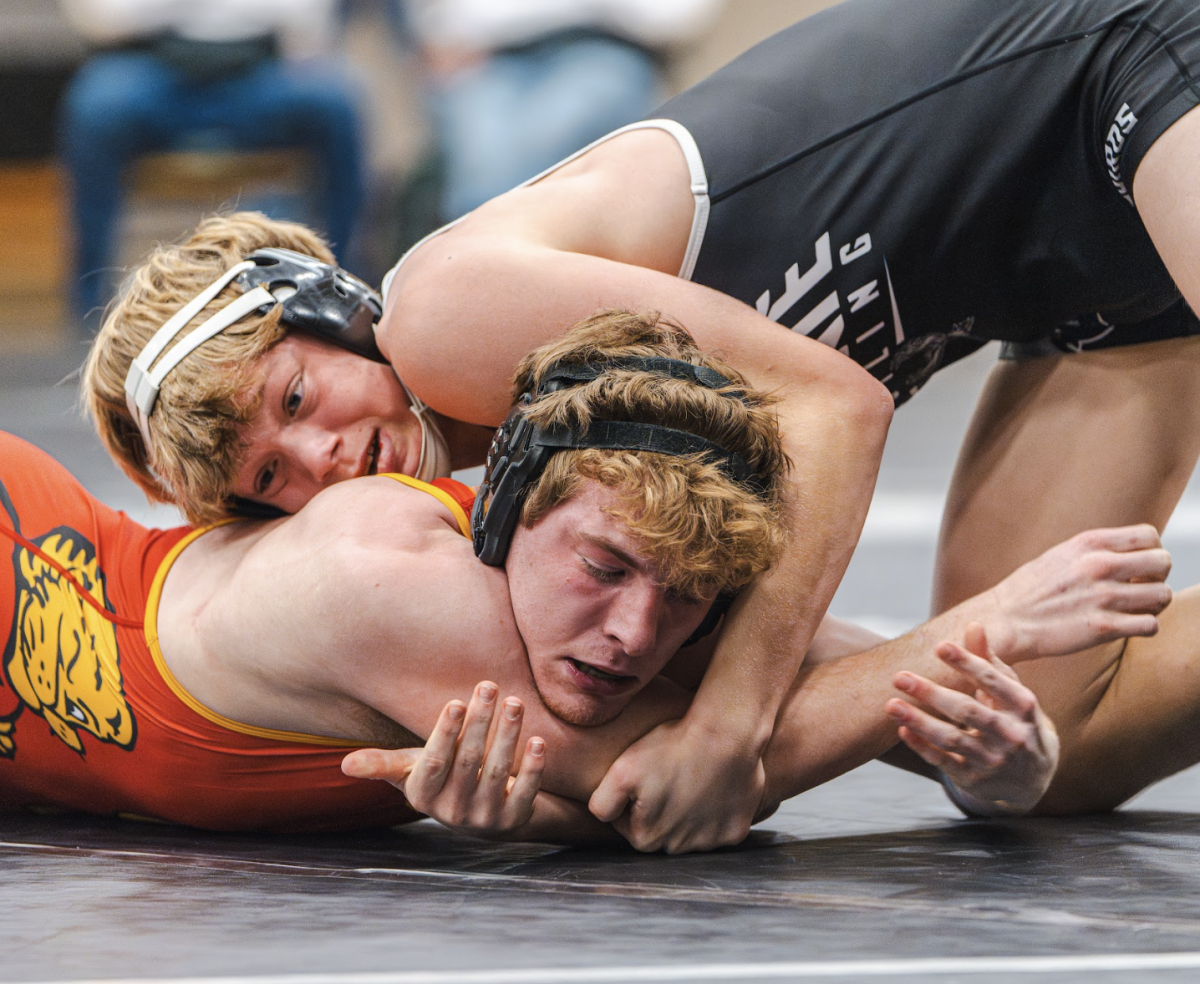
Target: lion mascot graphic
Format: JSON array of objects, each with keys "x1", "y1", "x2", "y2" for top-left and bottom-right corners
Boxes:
[{"x1": 1, "y1": 513, "x2": 137, "y2": 758}]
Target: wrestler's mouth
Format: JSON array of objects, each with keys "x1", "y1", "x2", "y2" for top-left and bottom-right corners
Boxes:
[
  {"x1": 564, "y1": 657, "x2": 637, "y2": 696},
  {"x1": 365, "y1": 430, "x2": 381, "y2": 476}
]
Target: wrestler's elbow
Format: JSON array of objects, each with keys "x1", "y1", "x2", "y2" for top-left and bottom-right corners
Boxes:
[
  {"x1": 853, "y1": 373, "x2": 894, "y2": 442},
  {"x1": 838, "y1": 354, "x2": 894, "y2": 423},
  {"x1": 802, "y1": 355, "x2": 894, "y2": 452}
]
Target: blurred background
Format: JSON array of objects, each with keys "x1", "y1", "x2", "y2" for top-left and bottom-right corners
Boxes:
[{"x1": 0, "y1": 0, "x2": 838, "y2": 353}]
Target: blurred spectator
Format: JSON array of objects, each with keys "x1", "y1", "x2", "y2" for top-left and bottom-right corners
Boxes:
[
  {"x1": 404, "y1": 0, "x2": 723, "y2": 223},
  {"x1": 57, "y1": 0, "x2": 367, "y2": 327}
]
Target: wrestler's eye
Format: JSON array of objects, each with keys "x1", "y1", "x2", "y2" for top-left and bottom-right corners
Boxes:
[
  {"x1": 581, "y1": 557, "x2": 622, "y2": 584},
  {"x1": 256, "y1": 460, "x2": 278, "y2": 496},
  {"x1": 285, "y1": 376, "x2": 303, "y2": 416}
]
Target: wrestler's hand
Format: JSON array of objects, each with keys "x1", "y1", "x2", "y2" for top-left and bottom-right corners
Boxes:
[
  {"x1": 983, "y1": 525, "x2": 1171, "y2": 663},
  {"x1": 886, "y1": 623, "x2": 1058, "y2": 815},
  {"x1": 341, "y1": 681, "x2": 546, "y2": 838},
  {"x1": 589, "y1": 719, "x2": 765, "y2": 854}
]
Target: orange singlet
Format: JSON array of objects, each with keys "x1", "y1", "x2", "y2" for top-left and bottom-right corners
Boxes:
[{"x1": 0, "y1": 432, "x2": 473, "y2": 833}]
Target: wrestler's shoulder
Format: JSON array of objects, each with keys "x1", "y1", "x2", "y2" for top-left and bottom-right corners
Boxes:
[
  {"x1": 379, "y1": 229, "x2": 557, "y2": 388},
  {"x1": 300, "y1": 477, "x2": 463, "y2": 547},
  {"x1": 391, "y1": 224, "x2": 541, "y2": 299},
  {"x1": 382, "y1": 228, "x2": 532, "y2": 339}
]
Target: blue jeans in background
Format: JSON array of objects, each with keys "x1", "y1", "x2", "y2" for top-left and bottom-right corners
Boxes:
[
  {"x1": 58, "y1": 50, "x2": 367, "y2": 325},
  {"x1": 429, "y1": 34, "x2": 662, "y2": 220}
]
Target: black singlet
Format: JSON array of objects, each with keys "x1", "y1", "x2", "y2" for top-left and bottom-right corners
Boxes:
[{"x1": 654, "y1": 0, "x2": 1200, "y2": 403}]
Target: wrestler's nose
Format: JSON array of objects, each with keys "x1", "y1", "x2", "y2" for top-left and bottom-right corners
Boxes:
[
  {"x1": 605, "y1": 581, "x2": 664, "y2": 659},
  {"x1": 288, "y1": 423, "x2": 344, "y2": 489}
]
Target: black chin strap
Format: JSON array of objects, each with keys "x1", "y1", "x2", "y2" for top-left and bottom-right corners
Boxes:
[{"x1": 684, "y1": 593, "x2": 733, "y2": 649}]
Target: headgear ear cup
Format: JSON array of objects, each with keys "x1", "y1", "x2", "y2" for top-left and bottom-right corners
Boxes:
[
  {"x1": 239, "y1": 248, "x2": 386, "y2": 362},
  {"x1": 471, "y1": 397, "x2": 546, "y2": 566}
]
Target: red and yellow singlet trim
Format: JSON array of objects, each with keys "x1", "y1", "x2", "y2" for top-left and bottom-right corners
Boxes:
[
  {"x1": 381, "y1": 473, "x2": 472, "y2": 536},
  {"x1": 144, "y1": 522, "x2": 363, "y2": 748}
]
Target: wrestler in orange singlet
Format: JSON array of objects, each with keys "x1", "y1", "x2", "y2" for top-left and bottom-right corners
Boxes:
[{"x1": 0, "y1": 431, "x2": 478, "y2": 831}]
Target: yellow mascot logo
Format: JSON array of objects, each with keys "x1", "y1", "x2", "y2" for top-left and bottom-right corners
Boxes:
[{"x1": 1, "y1": 528, "x2": 137, "y2": 757}]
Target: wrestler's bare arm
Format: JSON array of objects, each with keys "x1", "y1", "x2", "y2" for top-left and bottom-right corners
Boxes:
[
  {"x1": 190, "y1": 473, "x2": 1075, "y2": 831},
  {"x1": 342, "y1": 524, "x2": 1170, "y2": 846},
  {"x1": 384, "y1": 232, "x2": 892, "y2": 852},
  {"x1": 759, "y1": 525, "x2": 1171, "y2": 807}
]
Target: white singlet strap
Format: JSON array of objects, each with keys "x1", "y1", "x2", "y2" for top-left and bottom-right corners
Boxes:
[
  {"x1": 124, "y1": 260, "x2": 271, "y2": 453},
  {"x1": 643, "y1": 119, "x2": 710, "y2": 282},
  {"x1": 379, "y1": 119, "x2": 711, "y2": 301}
]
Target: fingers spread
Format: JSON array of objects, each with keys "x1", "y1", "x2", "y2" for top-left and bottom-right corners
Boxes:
[
  {"x1": 936, "y1": 645, "x2": 1036, "y2": 717},
  {"x1": 895, "y1": 665, "x2": 1005, "y2": 731},
  {"x1": 403, "y1": 699, "x2": 468, "y2": 809},
  {"x1": 479, "y1": 698, "x2": 525, "y2": 795},
  {"x1": 422, "y1": 700, "x2": 468, "y2": 776},
  {"x1": 894, "y1": 721, "x2": 951, "y2": 769},
  {"x1": 454, "y1": 682, "x2": 498, "y2": 779},
  {"x1": 887, "y1": 698, "x2": 980, "y2": 763}
]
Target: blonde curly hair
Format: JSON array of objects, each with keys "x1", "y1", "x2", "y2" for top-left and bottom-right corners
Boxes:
[
  {"x1": 81, "y1": 212, "x2": 334, "y2": 525},
  {"x1": 514, "y1": 310, "x2": 790, "y2": 600}
]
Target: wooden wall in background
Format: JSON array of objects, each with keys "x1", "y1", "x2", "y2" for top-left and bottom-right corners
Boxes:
[{"x1": 0, "y1": 161, "x2": 68, "y2": 340}]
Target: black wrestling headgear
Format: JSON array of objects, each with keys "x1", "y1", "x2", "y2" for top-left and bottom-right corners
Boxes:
[
  {"x1": 470, "y1": 357, "x2": 772, "y2": 644},
  {"x1": 239, "y1": 247, "x2": 386, "y2": 362}
]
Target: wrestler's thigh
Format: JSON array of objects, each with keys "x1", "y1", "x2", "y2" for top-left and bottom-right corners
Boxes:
[
  {"x1": 933, "y1": 336, "x2": 1200, "y2": 615},
  {"x1": 1034, "y1": 585, "x2": 1200, "y2": 815}
]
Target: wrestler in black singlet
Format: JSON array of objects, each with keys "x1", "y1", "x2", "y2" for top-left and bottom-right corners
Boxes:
[{"x1": 654, "y1": 0, "x2": 1200, "y2": 403}]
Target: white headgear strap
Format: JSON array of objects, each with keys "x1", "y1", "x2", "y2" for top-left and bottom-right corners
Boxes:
[
  {"x1": 124, "y1": 260, "x2": 274, "y2": 455},
  {"x1": 398, "y1": 377, "x2": 453, "y2": 482}
]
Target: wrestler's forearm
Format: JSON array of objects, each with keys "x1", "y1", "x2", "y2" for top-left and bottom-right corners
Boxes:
[
  {"x1": 685, "y1": 363, "x2": 891, "y2": 758},
  {"x1": 759, "y1": 600, "x2": 995, "y2": 805}
]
